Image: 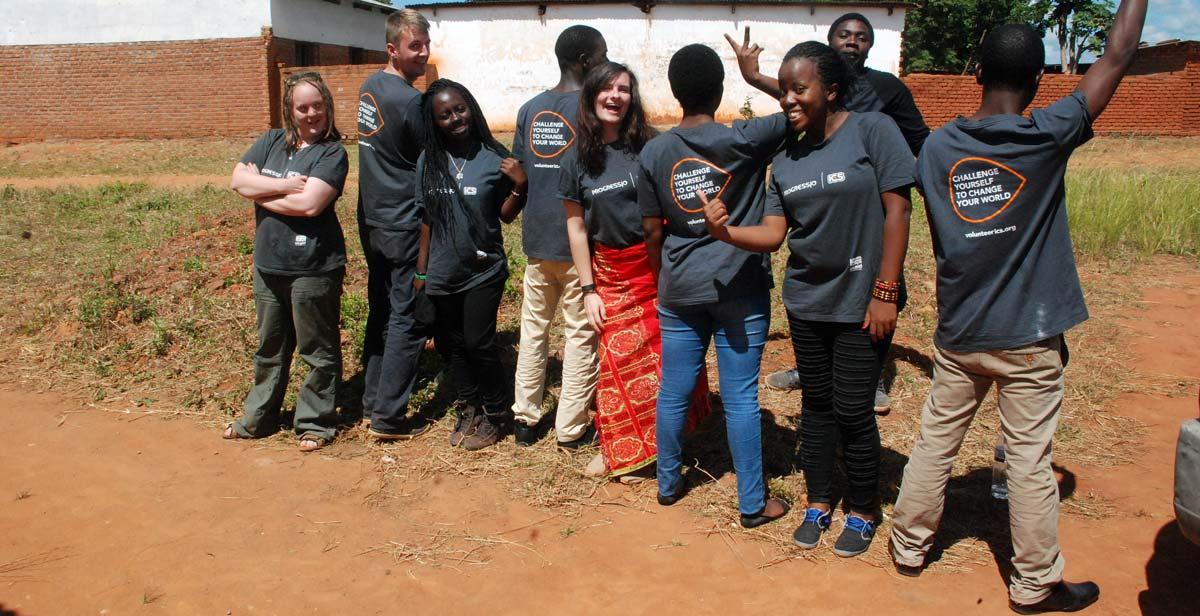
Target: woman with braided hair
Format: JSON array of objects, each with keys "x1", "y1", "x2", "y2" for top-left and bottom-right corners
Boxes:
[{"x1": 415, "y1": 79, "x2": 527, "y2": 451}]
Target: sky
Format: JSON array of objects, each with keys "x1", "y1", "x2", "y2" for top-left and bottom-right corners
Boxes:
[{"x1": 1043, "y1": 0, "x2": 1200, "y2": 63}]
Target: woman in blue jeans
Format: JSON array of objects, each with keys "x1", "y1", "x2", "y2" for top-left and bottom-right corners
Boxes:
[
  {"x1": 704, "y1": 42, "x2": 914, "y2": 556},
  {"x1": 637, "y1": 44, "x2": 789, "y2": 527}
]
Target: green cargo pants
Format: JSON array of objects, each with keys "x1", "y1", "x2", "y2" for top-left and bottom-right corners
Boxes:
[{"x1": 232, "y1": 267, "x2": 343, "y2": 443}]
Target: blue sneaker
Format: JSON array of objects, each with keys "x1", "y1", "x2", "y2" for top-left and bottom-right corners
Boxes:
[
  {"x1": 833, "y1": 515, "x2": 876, "y2": 557},
  {"x1": 792, "y1": 507, "x2": 833, "y2": 549}
]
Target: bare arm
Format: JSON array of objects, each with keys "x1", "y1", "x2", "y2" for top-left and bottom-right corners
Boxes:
[
  {"x1": 725, "y1": 27, "x2": 783, "y2": 100},
  {"x1": 565, "y1": 201, "x2": 606, "y2": 331},
  {"x1": 415, "y1": 222, "x2": 430, "y2": 291},
  {"x1": 862, "y1": 188, "x2": 913, "y2": 341},
  {"x1": 230, "y1": 162, "x2": 306, "y2": 200},
  {"x1": 700, "y1": 189, "x2": 787, "y2": 252},
  {"x1": 642, "y1": 216, "x2": 664, "y2": 280},
  {"x1": 1076, "y1": 0, "x2": 1148, "y2": 119},
  {"x1": 256, "y1": 176, "x2": 339, "y2": 218},
  {"x1": 499, "y1": 157, "x2": 528, "y2": 223}
]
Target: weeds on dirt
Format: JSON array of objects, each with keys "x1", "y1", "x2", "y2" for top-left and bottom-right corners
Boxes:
[{"x1": 1, "y1": 139, "x2": 1196, "y2": 573}]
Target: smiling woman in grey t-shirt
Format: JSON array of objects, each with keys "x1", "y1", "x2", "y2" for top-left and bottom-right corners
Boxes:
[
  {"x1": 704, "y1": 42, "x2": 914, "y2": 557},
  {"x1": 224, "y1": 72, "x2": 349, "y2": 453}
]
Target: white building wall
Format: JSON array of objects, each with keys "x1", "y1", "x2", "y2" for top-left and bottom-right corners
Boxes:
[
  {"x1": 2, "y1": 0, "x2": 389, "y2": 49},
  {"x1": 1, "y1": 0, "x2": 270, "y2": 46},
  {"x1": 271, "y1": 0, "x2": 389, "y2": 50},
  {"x1": 420, "y1": 3, "x2": 906, "y2": 129}
]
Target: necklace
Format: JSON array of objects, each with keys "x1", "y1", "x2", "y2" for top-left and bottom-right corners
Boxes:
[{"x1": 447, "y1": 153, "x2": 466, "y2": 182}]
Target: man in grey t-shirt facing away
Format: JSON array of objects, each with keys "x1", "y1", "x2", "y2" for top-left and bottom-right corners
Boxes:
[
  {"x1": 890, "y1": 1, "x2": 1147, "y2": 613},
  {"x1": 727, "y1": 14, "x2": 930, "y2": 410},
  {"x1": 356, "y1": 9, "x2": 433, "y2": 439},
  {"x1": 509, "y1": 26, "x2": 608, "y2": 449}
]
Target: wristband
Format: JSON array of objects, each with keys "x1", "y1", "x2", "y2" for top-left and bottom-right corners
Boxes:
[
  {"x1": 415, "y1": 272, "x2": 427, "y2": 281},
  {"x1": 580, "y1": 283, "x2": 597, "y2": 295}
]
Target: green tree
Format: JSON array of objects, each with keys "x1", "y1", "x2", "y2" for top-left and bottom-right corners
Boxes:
[
  {"x1": 1034, "y1": 0, "x2": 1116, "y2": 73},
  {"x1": 903, "y1": 0, "x2": 1038, "y2": 74}
]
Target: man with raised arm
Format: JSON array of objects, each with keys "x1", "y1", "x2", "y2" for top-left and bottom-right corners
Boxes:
[
  {"x1": 728, "y1": 15, "x2": 929, "y2": 411},
  {"x1": 356, "y1": 9, "x2": 434, "y2": 440},
  {"x1": 509, "y1": 26, "x2": 608, "y2": 449},
  {"x1": 889, "y1": 1, "x2": 1147, "y2": 612}
]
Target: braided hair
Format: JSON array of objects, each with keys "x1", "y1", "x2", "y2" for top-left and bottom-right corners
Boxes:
[{"x1": 419, "y1": 79, "x2": 510, "y2": 242}]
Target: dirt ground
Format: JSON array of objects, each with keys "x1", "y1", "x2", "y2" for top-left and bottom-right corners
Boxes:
[{"x1": 2, "y1": 260, "x2": 1198, "y2": 615}]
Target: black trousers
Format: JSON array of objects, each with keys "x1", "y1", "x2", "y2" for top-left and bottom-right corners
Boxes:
[
  {"x1": 429, "y1": 275, "x2": 508, "y2": 412},
  {"x1": 790, "y1": 314, "x2": 883, "y2": 512},
  {"x1": 359, "y1": 218, "x2": 427, "y2": 434}
]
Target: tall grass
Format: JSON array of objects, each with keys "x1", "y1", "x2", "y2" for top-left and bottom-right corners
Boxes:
[{"x1": 1066, "y1": 169, "x2": 1200, "y2": 257}]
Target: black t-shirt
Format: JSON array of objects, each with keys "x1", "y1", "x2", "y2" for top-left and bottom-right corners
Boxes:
[
  {"x1": 765, "y1": 112, "x2": 914, "y2": 322},
  {"x1": 416, "y1": 145, "x2": 511, "y2": 295},
  {"x1": 557, "y1": 144, "x2": 644, "y2": 249},
  {"x1": 240, "y1": 129, "x2": 348, "y2": 276},
  {"x1": 847, "y1": 68, "x2": 930, "y2": 156},
  {"x1": 512, "y1": 90, "x2": 580, "y2": 261},
  {"x1": 357, "y1": 71, "x2": 425, "y2": 231},
  {"x1": 916, "y1": 92, "x2": 1094, "y2": 352},
  {"x1": 638, "y1": 113, "x2": 788, "y2": 307}
]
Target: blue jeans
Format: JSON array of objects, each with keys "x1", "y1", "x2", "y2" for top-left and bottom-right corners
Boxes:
[{"x1": 656, "y1": 293, "x2": 770, "y2": 515}]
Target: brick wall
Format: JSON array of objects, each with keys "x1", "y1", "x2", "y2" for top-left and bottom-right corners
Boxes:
[
  {"x1": 1128, "y1": 41, "x2": 1199, "y2": 76},
  {"x1": 0, "y1": 31, "x2": 392, "y2": 143},
  {"x1": 0, "y1": 36, "x2": 273, "y2": 141},
  {"x1": 904, "y1": 69, "x2": 1200, "y2": 136},
  {"x1": 280, "y1": 64, "x2": 438, "y2": 139}
]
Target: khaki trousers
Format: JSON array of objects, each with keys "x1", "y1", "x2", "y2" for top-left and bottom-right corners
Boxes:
[
  {"x1": 891, "y1": 337, "x2": 1067, "y2": 606},
  {"x1": 511, "y1": 258, "x2": 599, "y2": 441}
]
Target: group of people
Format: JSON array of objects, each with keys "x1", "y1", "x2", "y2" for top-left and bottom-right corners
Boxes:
[{"x1": 222, "y1": 0, "x2": 1149, "y2": 612}]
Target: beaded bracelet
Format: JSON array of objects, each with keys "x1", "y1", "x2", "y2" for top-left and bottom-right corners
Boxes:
[{"x1": 872, "y1": 286, "x2": 899, "y2": 302}]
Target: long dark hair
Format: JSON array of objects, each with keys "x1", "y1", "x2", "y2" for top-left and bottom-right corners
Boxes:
[
  {"x1": 419, "y1": 79, "x2": 510, "y2": 241},
  {"x1": 282, "y1": 71, "x2": 341, "y2": 148},
  {"x1": 577, "y1": 62, "x2": 656, "y2": 177},
  {"x1": 781, "y1": 42, "x2": 857, "y2": 111}
]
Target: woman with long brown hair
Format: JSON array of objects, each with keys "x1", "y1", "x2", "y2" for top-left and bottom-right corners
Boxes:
[
  {"x1": 560, "y1": 62, "x2": 709, "y2": 480},
  {"x1": 224, "y1": 71, "x2": 349, "y2": 452}
]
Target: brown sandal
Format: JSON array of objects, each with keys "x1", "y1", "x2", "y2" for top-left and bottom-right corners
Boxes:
[
  {"x1": 222, "y1": 423, "x2": 249, "y2": 440},
  {"x1": 298, "y1": 435, "x2": 327, "y2": 452}
]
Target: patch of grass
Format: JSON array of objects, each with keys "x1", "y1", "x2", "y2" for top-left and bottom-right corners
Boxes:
[
  {"x1": 182, "y1": 257, "x2": 204, "y2": 272},
  {"x1": 340, "y1": 291, "x2": 369, "y2": 360},
  {"x1": 236, "y1": 235, "x2": 254, "y2": 255},
  {"x1": 1066, "y1": 169, "x2": 1200, "y2": 256}
]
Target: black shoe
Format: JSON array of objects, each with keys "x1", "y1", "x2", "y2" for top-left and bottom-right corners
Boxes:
[
  {"x1": 557, "y1": 425, "x2": 598, "y2": 450},
  {"x1": 792, "y1": 507, "x2": 833, "y2": 548},
  {"x1": 462, "y1": 415, "x2": 502, "y2": 451},
  {"x1": 368, "y1": 415, "x2": 432, "y2": 441},
  {"x1": 657, "y1": 484, "x2": 686, "y2": 506},
  {"x1": 514, "y1": 421, "x2": 538, "y2": 447},
  {"x1": 893, "y1": 560, "x2": 923, "y2": 578},
  {"x1": 832, "y1": 514, "x2": 877, "y2": 557},
  {"x1": 1009, "y1": 581, "x2": 1100, "y2": 614},
  {"x1": 740, "y1": 498, "x2": 790, "y2": 529}
]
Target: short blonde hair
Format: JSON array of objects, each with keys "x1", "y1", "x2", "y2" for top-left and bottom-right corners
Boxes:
[{"x1": 386, "y1": 9, "x2": 430, "y2": 46}]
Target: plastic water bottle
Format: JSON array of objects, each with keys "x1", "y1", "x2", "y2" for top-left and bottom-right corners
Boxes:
[{"x1": 991, "y1": 442, "x2": 1009, "y2": 501}]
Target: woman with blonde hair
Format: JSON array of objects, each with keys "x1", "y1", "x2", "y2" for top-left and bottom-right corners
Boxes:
[{"x1": 224, "y1": 71, "x2": 349, "y2": 452}]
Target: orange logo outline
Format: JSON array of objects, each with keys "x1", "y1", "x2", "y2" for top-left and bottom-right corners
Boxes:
[
  {"x1": 947, "y1": 156, "x2": 1026, "y2": 224},
  {"x1": 528, "y1": 110, "x2": 576, "y2": 159},
  {"x1": 670, "y1": 157, "x2": 732, "y2": 214},
  {"x1": 358, "y1": 92, "x2": 385, "y2": 138}
]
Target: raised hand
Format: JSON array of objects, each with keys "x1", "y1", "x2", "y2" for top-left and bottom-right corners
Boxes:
[{"x1": 724, "y1": 26, "x2": 764, "y2": 81}]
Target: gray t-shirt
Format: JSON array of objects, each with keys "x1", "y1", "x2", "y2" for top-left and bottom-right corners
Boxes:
[
  {"x1": 416, "y1": 145, "x2": 510, "y2": 296},
  {"x1": 638, "y1": 113, "x2": 789, "y2": 308},
  {"x1": 766, "y1": 112, "x2": 914, "y2": 322},
  {"x1": 557, "y1": 144, "x2": 644, "y2": 249},
  {"x1": 240, "y1": 129, "x2": 348, "y2": 276},
  {"x1": 512, "y1": 90, "x2": 581, "y2": 262},
  {"x1": 357, "y1": 71, "x2": 425, "y2": 231},
  {"x1": 916, "y1": 92, "x2": 1094, "y2": 352}
]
